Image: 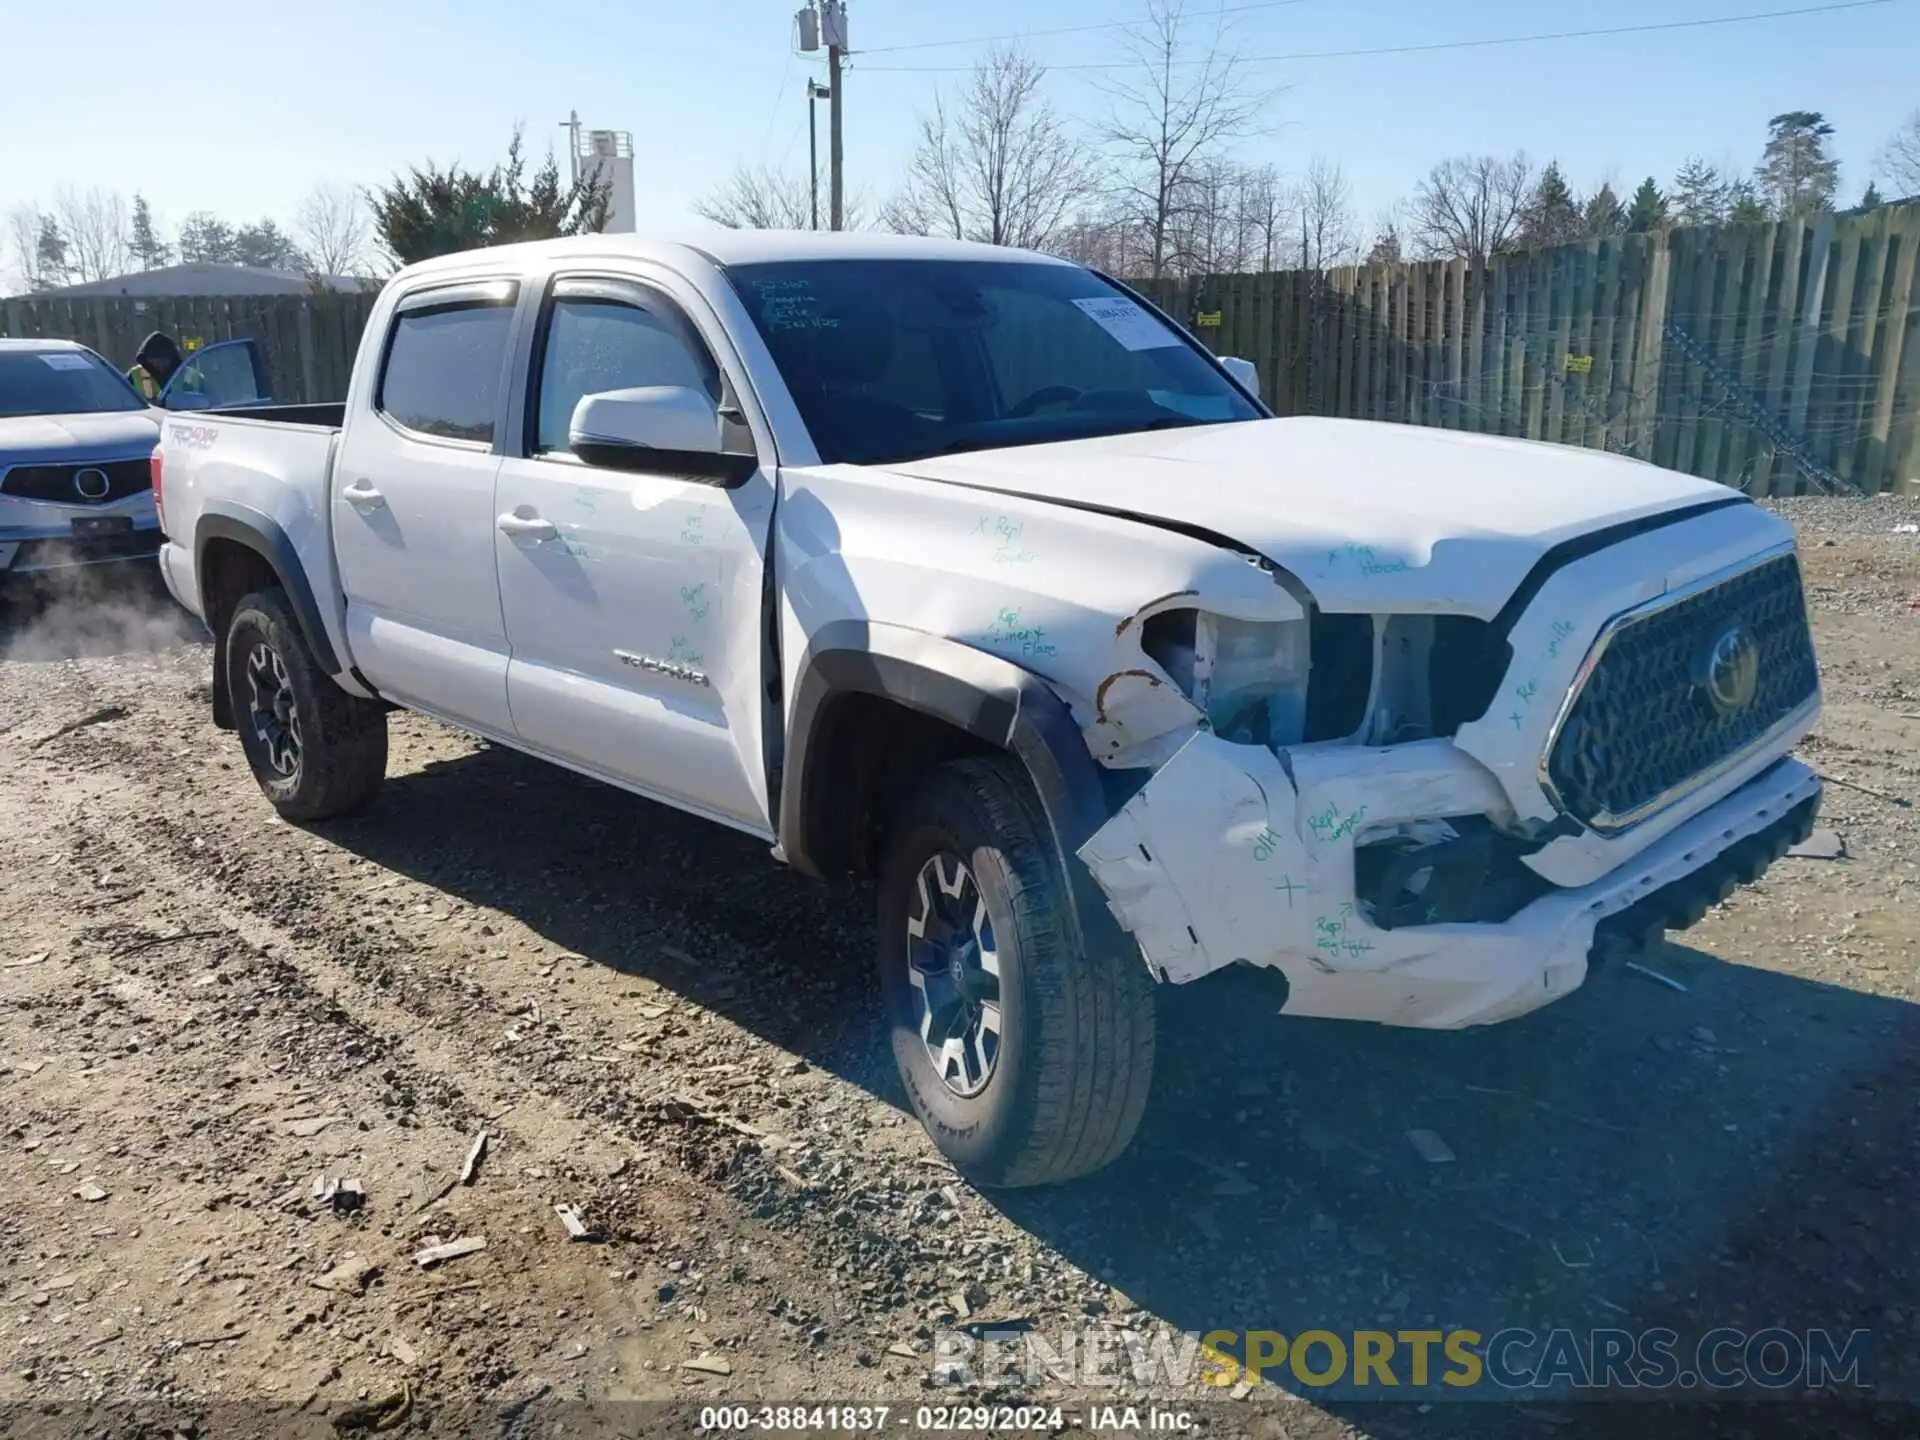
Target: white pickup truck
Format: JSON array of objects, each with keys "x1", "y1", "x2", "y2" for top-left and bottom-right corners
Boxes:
[{"x1": 155, "y1": 232, "x2": 1822, "y2": 1186}]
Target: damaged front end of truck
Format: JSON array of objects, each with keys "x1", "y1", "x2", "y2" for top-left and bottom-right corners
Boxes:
[{"x1": 1069, "y1": 500, "x2": 1824, "y2": 1030}]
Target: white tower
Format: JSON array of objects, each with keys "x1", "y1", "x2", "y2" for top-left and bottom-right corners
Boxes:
[{"x1": 576, "y1": 127, "x2": 636, "y2": 234}]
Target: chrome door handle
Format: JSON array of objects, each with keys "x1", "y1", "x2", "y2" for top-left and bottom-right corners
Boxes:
[
  {"x1": 343, "y1": 478, "x2": 386, "y2": 512},
  {"x1": 497, "y1": 510, "x2": 558, "y2": 542}
]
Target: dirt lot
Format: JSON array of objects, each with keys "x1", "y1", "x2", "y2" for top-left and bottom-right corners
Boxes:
[{"x1": 1, "y1": 500, "x2": 1916, "y2": 1439}]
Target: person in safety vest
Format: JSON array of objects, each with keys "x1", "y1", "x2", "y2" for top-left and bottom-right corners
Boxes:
[{"x1": 126, "y1": 331, "x2": 184, "y2": 403}]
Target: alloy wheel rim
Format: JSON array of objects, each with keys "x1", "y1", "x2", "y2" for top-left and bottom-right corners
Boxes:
[
  {"x1": 245, "y1": 641, "x2": 302, "y2": 779},
  {"x1": 905, "y1": 851, "x2": 1003, "y2": 1097}
]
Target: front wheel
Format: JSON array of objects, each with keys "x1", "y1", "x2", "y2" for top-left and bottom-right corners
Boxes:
[
  {"x1": 878, "y1": 757, "x2": 1156, "y2": 1187},
  {"x1": 223, "y1": 588, "x2": 387, "y2": 820}
]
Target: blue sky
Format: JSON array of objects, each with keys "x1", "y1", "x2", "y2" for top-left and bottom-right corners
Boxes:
[{"x1": 2, "y1": 0, "x2": 1913, "y2": 256}]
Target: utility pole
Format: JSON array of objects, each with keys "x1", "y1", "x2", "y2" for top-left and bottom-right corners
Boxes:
[
  {"x1": 562, "y1": 110, "x2": 583, "y2": 188},
  {"x1": 823, "y1": 0, "x2": 847, "y2": 230},
  {"x1": 806, "y1": 81, "x2": 830, "y2": 231}
]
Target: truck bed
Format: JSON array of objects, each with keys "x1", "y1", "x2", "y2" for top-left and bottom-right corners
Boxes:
[{"x1": 203, "y1": 402, "x2": 346, "y2": 429}]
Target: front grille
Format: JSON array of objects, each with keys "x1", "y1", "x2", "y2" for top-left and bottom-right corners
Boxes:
[
  {"x1": 1545, "y1": 553, "x2": 1818, "y2": 831},
  {"x1": 0, "y1": 458, "x2": 152, "y2": 505}
]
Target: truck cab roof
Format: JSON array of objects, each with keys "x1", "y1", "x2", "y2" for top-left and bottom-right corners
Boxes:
[{"x1": 388, "y1": 229, "x2": 1077, "y2": 286}]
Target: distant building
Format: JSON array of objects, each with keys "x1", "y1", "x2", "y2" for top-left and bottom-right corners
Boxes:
[
  {"x1": 579, "y1": 129, "x2": 636, "y2": 234},
  {"x1": 33, "y1": 263, "x2": 381, "y2": 299}
]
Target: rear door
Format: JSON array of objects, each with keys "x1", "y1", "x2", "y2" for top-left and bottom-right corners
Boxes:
[
  {"x1": 331, "y1": 280, "x2": 519, "y2": 735},
  {"x1": 491, "y1": 271, "x2": 777, "y2": 833},
  {"x1": 160, "y1": 339, "x2": 271, "y2": 411}
]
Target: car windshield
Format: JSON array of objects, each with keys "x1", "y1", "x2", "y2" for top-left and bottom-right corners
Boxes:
[
  {"x1": 725, "y1": 259, "x2": 1260, "y2": 466},
  {"x1": 0, "y1": 348, "x2": 147, "y2": 418}
]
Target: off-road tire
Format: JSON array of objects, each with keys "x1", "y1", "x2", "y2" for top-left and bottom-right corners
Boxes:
[
  {"x1": 878, "y1": 756, "x2": 1156, "y2": 1187},
  {"x1": 224, "y1": 588, "x2": 386, "y2": 821}
]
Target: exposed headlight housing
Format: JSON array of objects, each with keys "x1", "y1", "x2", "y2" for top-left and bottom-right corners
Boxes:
[{"x1": 1141, "y1": 609, "x2": 1311, "y2": 748}]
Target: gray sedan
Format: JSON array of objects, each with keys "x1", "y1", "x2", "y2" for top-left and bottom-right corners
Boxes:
[{"x1": 0, "y1": 338, "x2": 165, "y2": 578}]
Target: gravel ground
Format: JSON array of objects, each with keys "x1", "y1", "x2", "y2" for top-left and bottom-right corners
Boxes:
[{"x1": 0, "y1": 511, "x2": 1914, "y2": 1439}]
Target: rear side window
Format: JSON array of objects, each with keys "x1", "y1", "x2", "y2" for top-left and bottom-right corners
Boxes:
[{"x1": 378, "y1": 298, "x2": 516, "y2": 443}]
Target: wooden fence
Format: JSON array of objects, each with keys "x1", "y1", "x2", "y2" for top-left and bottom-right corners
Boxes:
[
  {"x1": 1140, "y1": 201, "x2": 1920, "y2": 495},
  {"x1": 0, "y1": 291, "x2": 380, "y2": 407},
  {"x1": 7, "y1": 207, "x2": 1917, "y2": 495}
]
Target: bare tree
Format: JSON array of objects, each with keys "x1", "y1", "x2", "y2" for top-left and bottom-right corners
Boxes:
[
  {"x1": 697, "y1": 164, "x2": 866, "y2": 231},
  {"x1": 1876, "y1": 108, "x2": 1920, "y2": 198},
  {"x1": 1233, "y1": 162, "x2": 1292, "y2": 272},
  {"x1": 1296, "y1": 157, "x2": 1358, "y2": 273},
  {"x1": 296, "y1": 183, "x2": 373, "y2": 277},
  {"x1": 1411, "y1": 152, "x2": 1533, "y2": 270},
  {"x1": 1048, "y1": 204, "x2": 1144, "y2": 273},
  {"x1": 697, "y1": 165, "x2": 814, "y2": 229},
  {"x1": 1097, "y1": 0, "x2": 1273, "y2": 279},
  {"x1": 1168, "y1": 157, "x2": 1248, "y2": 274},
  {"x1": 52, "y1": 187, "x2": 131, "y2": 283},
  {"x1": 6, "y1": 205, "x2": 57, "y2": 293},
  {"x1": 884, "y1": 47, "x2": 1098, "y2": 253}
]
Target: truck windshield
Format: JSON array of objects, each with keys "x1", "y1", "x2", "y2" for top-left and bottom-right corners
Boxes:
[
  {"x1": 0, "y1": 348, "x2": 148, "y2": 418},
  {"x1": 725, "y1": 259, "x2": 1260, "y2": 466}
]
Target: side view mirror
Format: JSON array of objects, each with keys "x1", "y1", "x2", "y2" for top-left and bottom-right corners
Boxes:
[
  {"x1": 569, "y1": 387, "x2": 757, "y2": 486},
  {"x1": 1220, "y1": 355, "x2": 1260, "y2": 399}
]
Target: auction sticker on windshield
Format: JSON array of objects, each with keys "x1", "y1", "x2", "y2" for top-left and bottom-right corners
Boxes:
[
  {"x1": 1071, "y1": 296, "x2": 1182, "y2": 351},
  {"x1": 39, "y1": 353, "x2": 95, "y2": 371}
]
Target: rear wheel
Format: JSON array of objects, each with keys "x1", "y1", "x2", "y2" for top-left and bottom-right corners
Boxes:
[
  {"x1": 223, "y1": 588, "x2": 387, "y2": 820},
  {"x1": 878, "y1": 756, "x2": 1155, "y2": 1187}
]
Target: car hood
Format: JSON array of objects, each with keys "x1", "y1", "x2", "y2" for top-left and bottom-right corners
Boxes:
[
  {"x1": 889, "y1": 416, "x2": 1747, "y2": 618},
  {"x1": 0, "y1": 410, "x2": 163, "y2": 465}
]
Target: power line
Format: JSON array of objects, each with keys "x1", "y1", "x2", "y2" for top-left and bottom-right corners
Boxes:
[
  {"x1": 757, "y1": 44, "x2": 800, "y2": 162},
  {"x1": 859, "y1": 0, "x2": 1898, "y2": 73},
  {"x1": 853, "y1": 0, "x2": 1312, "y2": 57}
]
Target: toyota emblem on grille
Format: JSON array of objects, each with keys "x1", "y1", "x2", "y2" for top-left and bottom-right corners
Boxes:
[
  {"x1": 72, "y1": 467, "x2": 111, "y2": 501},
  {"x1": 1699, "y1": 624, "x2": 1760, "y2": 716}
]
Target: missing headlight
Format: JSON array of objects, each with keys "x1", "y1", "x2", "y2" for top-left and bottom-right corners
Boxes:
[{"x1": 1141, "y1": 608, "x2": 1311, "y2": 749}]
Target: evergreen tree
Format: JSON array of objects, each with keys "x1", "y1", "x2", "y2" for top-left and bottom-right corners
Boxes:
[
  {"x1": 1626, "y1": 176, "x2": 1669, "y2": 233},
  {"x1": 177, "y1": 212, "x2": 237, "y2": 263},
  {"x1": 128, "y1": 194, "x2": 170, "y2": 269},
  {"x1": 1858, "y1": 181, "x2": 1884, "y2": 211},
  {"x1": 1518, "y1": 161, "x2": 1583, "y2": 248},
  {"x1": 371, "y1": 128, "x2": 609, "y2": 266},
  {"x1": 1671, "y1": 157, "x2": 1730, "y2": 227},
  {"x1": 1755, "y1": 111, "x2": 1839, "y2": 219},
  {"x1": 232, "y1": 219, "x2": 306, "y2": 270},
  {"x1": 33, "y1": 216, "x2": 69, "y2": 289},
  {"x1": 1583, "y1": 182, "x2": 1624, "y2": 237},
  {"x1": 1726, "y1": 181, "x2": 1769, "y2": 226}
]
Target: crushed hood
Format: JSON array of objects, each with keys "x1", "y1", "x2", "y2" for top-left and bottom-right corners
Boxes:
[
  {"x1": 891, "y1": 417, "x2": 1741, "y2": 618},
  {"x1": 0, "y1": 411, "x2": 163, "y2": 465}
]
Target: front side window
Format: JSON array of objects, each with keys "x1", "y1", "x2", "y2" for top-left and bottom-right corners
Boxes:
[
  {"x1": 724, "y1": 259, "x2": 1260, "y2": 466},
  {"x1": 533, "y1": 295, "x2": 720, "y2": 454},
  {"x1": 0, "y1": 347, "x2": 146, "y2": 418},
  {"x1": 378, "y1": 298, "x2": 516, "y2": 443}
]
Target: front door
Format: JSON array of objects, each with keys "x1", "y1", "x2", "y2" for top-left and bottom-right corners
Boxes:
[
  {"x1": 331, "y1": 281, "x2": 519, "y2": 735},
  {"x1": 493, "y1": 274, "x2": 776, "y2": 834}
]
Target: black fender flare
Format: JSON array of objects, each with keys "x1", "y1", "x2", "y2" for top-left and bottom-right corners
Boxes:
[
  {"x1": 194, "y1": 502, "x2": 343, "y2": 675},
  {"x1": 780, "y1": 620, "x2": 1136, "y2": 966}
]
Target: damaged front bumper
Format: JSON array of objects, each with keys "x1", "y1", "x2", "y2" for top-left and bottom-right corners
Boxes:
[{"x1": 1077, "y1": 735, "x2": 1820, "y2": 1029}]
